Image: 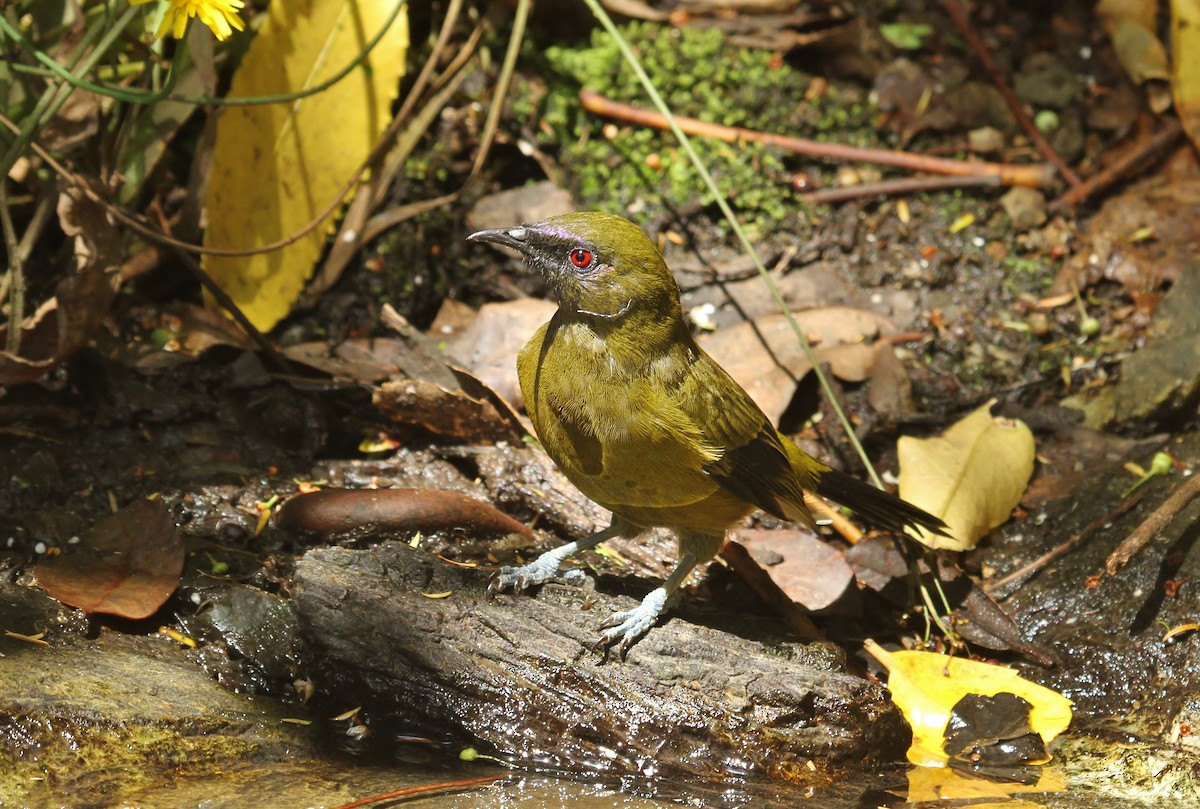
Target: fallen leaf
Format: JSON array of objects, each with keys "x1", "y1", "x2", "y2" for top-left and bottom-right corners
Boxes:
[
  {"x1": 441, "y1": 298, "x2": 558, "y2": 409},
  {"x1": 865, "y1": 640, "x2": 1073, "y2": 768},
  {"x1": 734, "y1": 528, "x2": 853, "y2": 611},
  {"x1": 277, "y1": 487, "x2": 534, "y2": 540},
  {"x1": 898, "y1": 400, "x2": 1035, "y2": 551},
  {"x1": 699, "y1": 307, "x2": 896, "y2": 423},
  {"x1": 903, "y1": 761, "x2": 1066, "y2": 801},
  {"x1": 36, "y1": 499, "x2": 184, "y2": 620},
  {"x1": 374, "y1": 378, "x2": 522, "y2": 444},
  {"x1": 1099, "y1": 0, "x2": 1170, "y2": 80},
  {"x1": 202, "y1": 0, "x2": 410, "y2": 331},
  {"x1": 1172, "y1": 0, "x2": 1200, "y2": 149}
]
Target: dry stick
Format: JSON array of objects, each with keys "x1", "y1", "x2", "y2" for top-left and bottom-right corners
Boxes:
[
  {"x1": 1049, "y1": 118, "x2": 1185, "y2": 212},
  {"x1": 1107, "y1": 473, "x2": 1200, "y2": 576},
  {"x1": 579, "y1": 88, "x2": 1055, "y2": 188},
  {"x1": 371, "y1": 0, "x2": 479, "y2": 209},
  {"x1": 0, "y1": 182, "x2": 22, "y2": 356},
  {"x1": 329, "y1": 775, "x2": 509, "y2": 809},
  {"x1": 984, "y1": 491, "x2": 1145, "y2": 598},
  {"x1": 939, "y1": 0, "x2": 1082, "y2": 188},
  {"x1": 803, "y1": 173, "x2": 1001, "y2": 204},
  {"x1": 167, "y1": 247, "x2": 295, "y2": 376}
]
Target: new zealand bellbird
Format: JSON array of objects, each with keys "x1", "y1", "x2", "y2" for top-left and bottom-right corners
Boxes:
[{"x1": 469, "y1": 212, "x2": 946, "y2": 655}]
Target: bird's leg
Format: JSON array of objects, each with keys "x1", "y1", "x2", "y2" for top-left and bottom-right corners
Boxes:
[
  {"x1": 597, "y1": 532, "x2": 725, "y2": 658},
  {"x1": 488, "y1": 520, "x2": 626, "y2": 596}
]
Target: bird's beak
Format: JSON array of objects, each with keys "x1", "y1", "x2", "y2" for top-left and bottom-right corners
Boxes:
[{"x1": 467, "y1": 225, "x2": 531, "y2": 255}]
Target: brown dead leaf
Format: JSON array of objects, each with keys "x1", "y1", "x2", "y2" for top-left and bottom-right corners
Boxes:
[
  {"x1": 734, "y1": 528, "x2": 853, "y2": 611},
  {"x1": 374, "y1": 378, "x2": 522, "y2": 444},
  {"x1": 898, "y1": 400, "x2": 1036, "y2": 551},
  {"x1": 161, "y1": 303, "x2": 258, "y2": 357},
  {"x1": 1051, "y1": 180, "x2": 1200, "y2": 300},
  {"x1": 465, "y1": 182, "x2": 576, "y2": 254},
  {"x1": 699, "y1": 307, "x2": 896, "y2": 423},
  {"x1": 36, "y1": 499, "x2": 184, "y2": 620},
  {"x1": 0, "y1": 187, "x2": 120, "y2": 384},
  {"x1": 866, "y1": 342, "x2": 915, "y2": 418},
  {"x1": 441, "y1": 299, "x2": 558, "y2": 409},
  {"x1": 278, "y1": 487, "x2": 534, "y2": 540}
]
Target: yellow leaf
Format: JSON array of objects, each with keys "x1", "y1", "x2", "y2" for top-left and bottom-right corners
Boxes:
[
  {"x1": 866, "y1": 641, "x2": 1073, "y2": 768},
  {"x1": 905, "y1": 764, "x2": 1066, "y2": 802},
  {"x1": 897, "y1": 399, "x2": 1035, "y2": 551},
  {"x1": 1172, "y1": 0, "x2": 1200, "y2": 149},
  {"x1": 203, "y1": 0, "x2": 409, "y2": 331}
]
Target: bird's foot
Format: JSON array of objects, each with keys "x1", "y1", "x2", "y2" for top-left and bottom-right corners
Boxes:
[
  {"x1": 595, "y1": 587, "x2": 675, "y2": 660},
  {"x1": 487, "y1": 552, "x2": 583, "y2": 597}
]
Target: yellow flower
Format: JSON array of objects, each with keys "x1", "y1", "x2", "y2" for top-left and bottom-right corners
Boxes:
[{"x1": 132, "y1": 0, "x2": 246, "y2": 41}]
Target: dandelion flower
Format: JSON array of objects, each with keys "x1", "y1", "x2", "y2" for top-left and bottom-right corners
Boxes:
[{"x1": 133, "y1": 0, "x2": 246, "y2": 41}]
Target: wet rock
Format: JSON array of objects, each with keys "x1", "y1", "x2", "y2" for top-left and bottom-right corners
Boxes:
[
  {"x1": 968, "y1": 126, "x2": 1006, "y2": 154},
  {"x1": 1000, "y1": 187, "x2": 1048, "y2": 232},
  {"x1": 1013, "y1": 53, "x2": 1081, "y2": 108},
  {"x1": 0, "y1": 580, "x2": 368, "y2": 808},
  {"x1": 1064, "y1": 263, "x2": 1200, "y2": 428},
  {"x1": 181, "y1": 583, "x2": 305, "y2": 694}
]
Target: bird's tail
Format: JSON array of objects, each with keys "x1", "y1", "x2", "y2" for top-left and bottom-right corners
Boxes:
[{"x1": 813, "y1": 466, "x2": 949, "y2": 537}]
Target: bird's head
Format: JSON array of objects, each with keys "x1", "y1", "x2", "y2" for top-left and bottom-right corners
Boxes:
[{"x1": 468, "y1": 211, "x2": 679, "y2": 322}]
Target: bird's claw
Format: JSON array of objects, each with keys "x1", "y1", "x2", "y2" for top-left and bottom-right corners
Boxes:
[
  {"x1": 592, "y1": 588, "x2": 671, "y2": 660},
  {"x1": 594, "y1": 610, "x2": 650, "y2": 661},
  {"x1": 488, "y1": 556, "x2": 582, "y2": 598},
  {"x1": 486, "y1": 566, "x2": 532, "y2": 598}
]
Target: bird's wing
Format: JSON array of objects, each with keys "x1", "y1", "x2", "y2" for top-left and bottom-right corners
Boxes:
[{"x1": 674, "y1": 349, "x2": 821, "y2": 526}]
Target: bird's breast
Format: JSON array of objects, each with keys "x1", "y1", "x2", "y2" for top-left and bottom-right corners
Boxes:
[{"x1": 516, "y1": 320, "x2": 723, "y2": 519}]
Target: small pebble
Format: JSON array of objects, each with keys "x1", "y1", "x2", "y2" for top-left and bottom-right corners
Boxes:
[{"x1": 968, "y1": 126, "x2": 1005, "y2": 154}]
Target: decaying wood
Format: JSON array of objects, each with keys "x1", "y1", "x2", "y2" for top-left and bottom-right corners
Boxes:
[{"x1": 292, "y1": 541, "x2": 910, "y2": 782}]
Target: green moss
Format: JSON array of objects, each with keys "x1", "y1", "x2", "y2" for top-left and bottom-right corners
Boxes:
[{"x1": 528, "y1": 22, "x2": 884, "y2": 230}]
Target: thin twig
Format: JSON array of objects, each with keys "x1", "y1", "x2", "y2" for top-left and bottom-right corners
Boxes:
[
  {"x1": 803, "y1": 173, "x2": 1001, "y2": 204},
  {"x1": 0, "y1": 182, "x2": 24, "y2": 355},
  {"x1": 1049, "y1": 118, "x2": 1185, "y2": 212},
  {"x1": 371, "y1": 0, "x2": 476, "y2": 208},
  {"x1": 468, "y1": 0, "x2": 531, "y2": 183},
  {"x1": 939, "y1": 0, "x2": 1082, "y2": 187},
  {"x1": 167, "y1": 247, "x2": 294, "y2": 376},
  {"x1": 1107, "y1": 473, "x2": 1200, "y2": 576},
  {"x1": 579, "y1": 88, "x2": 1055, "y2": 188},
  {"x1": 985, "y1": 490, "x2": 1145, "y2": 598},
  {"x1": 804, "y1": 493, "x2": 864, "y2": 544},
  {"x1": 330, "y1": 775, "x2": 509, "y2": 809}
]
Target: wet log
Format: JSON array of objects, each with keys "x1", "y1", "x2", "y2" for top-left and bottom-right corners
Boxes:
[{"x1": 292, "y1": 541, "x2": 910, "y2": 782}]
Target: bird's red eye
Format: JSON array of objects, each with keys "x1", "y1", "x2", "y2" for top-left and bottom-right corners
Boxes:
[{"x1": 569, "y1": 248, "x2": 593, "y2": 268}]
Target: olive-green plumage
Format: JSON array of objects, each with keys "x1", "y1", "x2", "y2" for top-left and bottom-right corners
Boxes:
[{"x1": 468, "y1": 212, "x2": 945, "y2": 655}]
